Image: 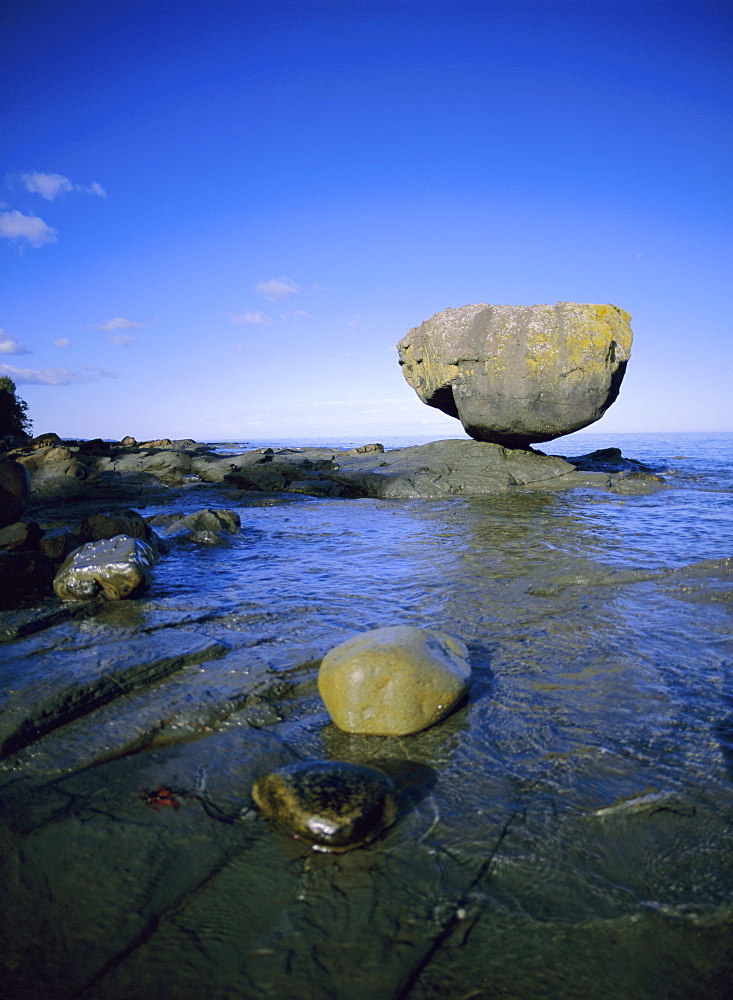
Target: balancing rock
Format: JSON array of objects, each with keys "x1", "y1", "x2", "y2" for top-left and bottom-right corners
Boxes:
[{"x1": 397, "y1": 302, "x2": 633, "y2": 448}]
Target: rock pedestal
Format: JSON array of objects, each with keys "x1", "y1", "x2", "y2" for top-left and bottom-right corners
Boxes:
[{"x1": 397, "y1": 302, "x2": 633, "y2": 448}]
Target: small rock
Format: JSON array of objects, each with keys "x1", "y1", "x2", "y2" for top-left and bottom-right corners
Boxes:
[
  {"x1": 120, "y1": 435, "x2": 137, "y2": 448},
  {"x1": 30, "y1": 432, "x2": 63, "y2": 450},
  {"x1": 77, "y1": 509, "x2": 161, "y2": 556},
  {"x1": 252, "y1": 759, "x2": 398, "y2": 853},
  {"x1": 76, "y1": 438, "x2": 111, "y2": 456},
  {"x1": 318, "y1": 625, "x2": 471, "y2": 735},
  {"x1": 145, "y1": 508, "x2": 240, "y2": 544},
  {"x1": 54, "y1": 535, "x2": 157, "y2": 601},
  {"x1": 565, "y1": 448, "x2": 656, "y2": 473},
  {"x1": 0, "y1": 520, "x2": 43, "y2": 552},
  {"x1": 38, "y1": 527, "x2": 80, "y2": 562},
  {"x1": 346, "y1": 443, "x2": 385, "y2": 455},
  {"x1": 179, "y1": 508, "x2": 240, "y2": 533}
]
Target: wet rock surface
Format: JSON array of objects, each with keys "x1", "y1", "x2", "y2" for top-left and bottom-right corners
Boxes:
[
  {"x1": 319, "y1": 625, "x2": 471, "y2": 735},
  {"x1": 0, "y1": 434, "x2": 729, "y2": 1000},
  {"x1": 397, "y1": 302, "x2": 633, "y2": 447},
  {"x1": 252, "y1": 759, "x2": 398, "y2": 852}
]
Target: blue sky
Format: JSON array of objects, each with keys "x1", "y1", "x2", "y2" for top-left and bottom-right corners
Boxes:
[{"x1": 1, "y1": 0, "x2": 730, "y2": 442}]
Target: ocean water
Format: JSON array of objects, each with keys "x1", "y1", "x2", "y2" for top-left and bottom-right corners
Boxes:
[{"x1": 2, "y1": 432, "x2": 732, "y2": 998}]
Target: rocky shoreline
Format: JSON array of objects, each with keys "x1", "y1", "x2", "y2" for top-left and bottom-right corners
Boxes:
[
  {"x1": 1, "y1": 432, "x2": 666, "y2": 612},
  {"x1": 2, "y1": 431, "x2": 731, "y2": 1000}
]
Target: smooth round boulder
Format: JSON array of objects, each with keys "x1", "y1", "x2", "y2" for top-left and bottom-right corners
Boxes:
[
  {"x1": 318, "y1": 625, "x2": 471, "y2": 735},
  {"x1": 252, "y1": 759, "x2": 397, "y2": 853}
]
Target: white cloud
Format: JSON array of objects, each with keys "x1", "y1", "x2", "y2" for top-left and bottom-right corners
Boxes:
[
  {"x1": 21, "y1": 172, "x2": 107, "y2": 200},
  {"x1": 92, "y1": 317, "x2": 144, "y2": 332},
  {"x1": 0, "y1": 363, "x2": 117, "y2": 385},
  {"x1": 0, "y1": 335, "x2": 31, "y2": 355},
  {"x1": 229, "y1": 310, "x2": 272, "y2": 326},
  {"x1": 110, "y1": 334, "x2": 137, "y2": 347},
  {"x1": 0, "y1": 210, "x2": 57, "y2": 247},
  {"x1": 53, "y1": 338, "x2": 70, "y2": 348},
  {"x1": 21, "y1": 172, "x2": 74, "y2": 200},
  {"x1": 254, "y1": 277, "x2": 301, "y2": 302}
]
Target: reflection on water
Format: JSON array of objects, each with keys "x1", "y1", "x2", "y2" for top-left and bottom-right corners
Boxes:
[{"x1": 2, "y1": 433, "x2": 732, "y2": 998}]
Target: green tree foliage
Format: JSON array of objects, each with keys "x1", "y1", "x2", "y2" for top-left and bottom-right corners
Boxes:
[{"x1": 0, "y1": 376, "x2": 32, "y2": 439}]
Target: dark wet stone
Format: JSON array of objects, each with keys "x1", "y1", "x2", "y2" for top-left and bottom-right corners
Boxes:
[
  {"x1": 0, "y1": 459, "x2": 30, "y2": 527},
  {"x1": 0, "y1": 550, "x2": 55, "y2": 607},
  {"x1": 145, "y1": 508, "x2": 240, "y2": 545},
  {"x1": 252, "y1": 759, "x2": 398, "y2": 853},
  {"x1": 77, "y1": 508, "x2": 162, "y2": 557},
  {"x1": 564, "y1": 447, "x2": 656, "y2": 473},
  {"x1": 38, "y1": 527, "x2": 80, "y2": 563}
]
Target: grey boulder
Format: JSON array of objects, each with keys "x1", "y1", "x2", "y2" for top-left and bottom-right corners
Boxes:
[{"x1": 397, "y1": 302, "x2": 633, "y2": 448}]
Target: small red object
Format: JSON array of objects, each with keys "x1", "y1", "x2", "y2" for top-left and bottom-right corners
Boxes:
[{"x1": 139, "y1": 785, "x2": 182, "y2": 811}]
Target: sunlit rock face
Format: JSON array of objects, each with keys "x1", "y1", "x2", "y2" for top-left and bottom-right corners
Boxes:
[{"x1": 397, "y1": 302, "x2": 633, "y2": 449}]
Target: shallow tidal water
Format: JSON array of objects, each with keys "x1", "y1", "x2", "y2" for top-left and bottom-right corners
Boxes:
[{"x1": 1, "y1": 432, "x2": 732, "y2": 999}]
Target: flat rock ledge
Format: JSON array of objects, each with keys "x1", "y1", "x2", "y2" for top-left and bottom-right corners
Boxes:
[{"x1": 1, "y1": 436, "x2": 667, "y2": 504}]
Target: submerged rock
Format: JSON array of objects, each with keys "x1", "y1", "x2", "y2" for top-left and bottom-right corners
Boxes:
[
  {"x1": 318, "y1": 625, "x2": 471, "y2": 735},
  {"x1": 54, "y1": 534, "x2": 157, "y2": 601},
  {"x1": 145, "y1": 508, "x2": 241, "y2": 544},
  {"x1": 397, "y1": 302, "x2": 633, "y2": 448},
  {"x1": 252, "y1": 759, "x2": 398, "y2": 853}
]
